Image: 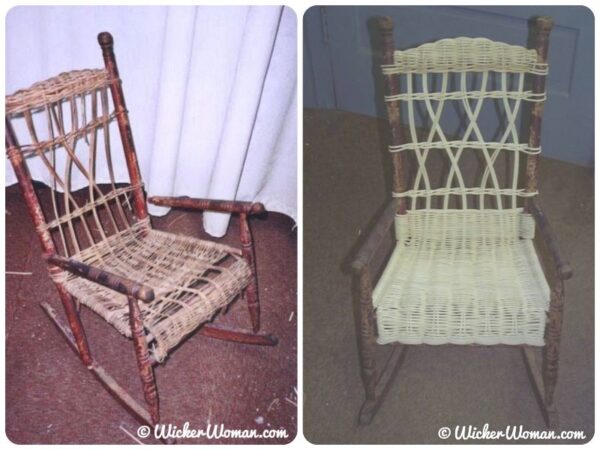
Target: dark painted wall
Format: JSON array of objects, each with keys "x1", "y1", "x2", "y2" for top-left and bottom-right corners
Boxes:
[{"x1": 304, "y1": 6, "x2": 594, "y2": 167}]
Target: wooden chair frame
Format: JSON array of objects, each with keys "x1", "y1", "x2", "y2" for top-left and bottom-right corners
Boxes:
[
  {"x1": 350, "y1": 16, "x2": 572, "y2": 428},
  {"x1": 5, "y1": 32, "x2": 277, "y2": 437}
]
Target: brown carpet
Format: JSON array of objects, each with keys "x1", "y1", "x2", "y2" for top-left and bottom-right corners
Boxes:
[
  {"x1": 303, "y1": 109, "x2": 593, "y2": 444},
  {"x1": 5, "y1": 184, "x2": 297, "y2": 444}
]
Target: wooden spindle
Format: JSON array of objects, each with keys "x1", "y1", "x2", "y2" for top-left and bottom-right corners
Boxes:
[
  {"x1": 98, "y1": 32, "x2": 148, "y2": 221},
  {"x1": 525, "y1": 16, "x2": 553, "y2": 196},
  {"x1": 378, "y1": 17, "x2": 407, "y2": 214}
]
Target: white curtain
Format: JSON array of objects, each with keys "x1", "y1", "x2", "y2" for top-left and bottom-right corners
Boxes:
[{"x1": 5, "y1": 6, "x2": 297, "y2": 237}]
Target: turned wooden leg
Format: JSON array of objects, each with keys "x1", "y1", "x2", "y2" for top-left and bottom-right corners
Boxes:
[
  {"x1": 128, "y1": 296, "x2": 160, "y2": 426},
  {"x1": 355, "y1": 268, "x2": 407, "y2": 426},
  {"x1": 53, "y1": 277, "x2": 93, "y2": 367},
  {"x1": 356, "y1": 268, "x2": 379, "y2": 424},
  {"x1": 542, "y1": 276, "x2": 564, "y2": 428},
  {"x1": 240, "y1": 213, "x2": 260, "y2": 333}
]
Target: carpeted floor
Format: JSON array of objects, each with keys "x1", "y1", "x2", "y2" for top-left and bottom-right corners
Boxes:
[
  {"x1": 5, "y1": 185, "x2": 297, "y2": 444},
  {"x1": 303, "y1": 108, "x2": 594, "y2": 444}
]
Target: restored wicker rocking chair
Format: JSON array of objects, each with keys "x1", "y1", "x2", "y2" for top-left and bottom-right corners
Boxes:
[
  {"x1": 351, "y1": 16, "x2": 571, "y2": 427},
  {"x1": 5, "y1": 32, "x2": 276, "y2": 432}
]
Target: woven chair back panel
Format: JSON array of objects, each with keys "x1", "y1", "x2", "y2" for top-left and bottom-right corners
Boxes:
[
  {"x1": 395, "y1": 209, "x2": 535, "y2": 249},
  {"x1": 6, "y1": 69, "x2": 139, "y2": 257},
  {"x1": 382, "y1": 38, "x2": 547, "y2": 212}
]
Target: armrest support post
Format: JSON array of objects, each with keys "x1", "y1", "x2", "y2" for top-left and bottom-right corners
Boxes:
[
  {"x1": 239, "y1": 213, "x2": 260, "y2": 332},
  {"x1": 529, "y1": 199, "x2": 573, "y2": 281},
  {"x1": 351, "y1": 201, "x2": 397, "y2": 273}
]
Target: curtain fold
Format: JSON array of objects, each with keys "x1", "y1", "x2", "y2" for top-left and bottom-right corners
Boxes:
[{"x1": 5, "y1": 5, "x2": 297, "y2": 237}]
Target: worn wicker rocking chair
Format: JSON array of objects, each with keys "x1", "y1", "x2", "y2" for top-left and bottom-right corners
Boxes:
[
  {"x1": 351, "y1": 16, "x2": 572, "y2": 428},
  {"x1": 5, "y1": 32, "x2": 277, "y2": 432}
]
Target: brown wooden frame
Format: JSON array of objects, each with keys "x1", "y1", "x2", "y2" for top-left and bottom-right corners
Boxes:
[
  {"x1": 5, "y1": 31, "x2": 276, "y2": 439},
  {"x1": 351, "y1": 15, "x2": 572, "y2": 428}
]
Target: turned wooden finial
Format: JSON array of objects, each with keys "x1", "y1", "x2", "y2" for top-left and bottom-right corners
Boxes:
[
  {"x1": 530, "y1": 15, "x2": 554, "y2": 62},
  {"x1": 377, "y1": 17, "x2": 395, "y2": 64},
  {"x1": 532, "y1": 15, "x2": 554, "y2": 33},
  {"x1": 97, "y1": 32, "x2": 114, "y2": 53},
  {"x1": 378, "y1": 16, "x2": 394, "y2": 32}
]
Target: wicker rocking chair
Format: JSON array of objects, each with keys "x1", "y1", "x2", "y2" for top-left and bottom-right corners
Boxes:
[
  {"x1": 5, "y1": 32, "x2": 277, "y2": 433},
  {"x1": 351, "y1": 16, "x2": 572, "y2": 427}
]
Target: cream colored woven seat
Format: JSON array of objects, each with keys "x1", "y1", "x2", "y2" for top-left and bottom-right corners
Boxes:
[
  {"x1": 373, "y1": 209, "x2": 549, "y2": 346},
  {"x1": 60, "y1": 220, "x2": 251, "y2": 362}
]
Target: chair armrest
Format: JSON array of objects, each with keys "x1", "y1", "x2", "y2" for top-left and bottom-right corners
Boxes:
[
  {"x1": 44, "y1": 254, "x2": 155, "y2": 302},
  {"x1": 148, "y1": 196, "x2": 265, "y2": 215},
  {"x1": 529, "y1": 199, "x2": 573, "y2": 281},
  {"x1": 351, "y1": 201, "x2": 397, "y2": 274}
]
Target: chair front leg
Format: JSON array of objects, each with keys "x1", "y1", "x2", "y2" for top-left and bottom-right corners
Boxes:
[
  {"x1": 355, "y1": 267, "x2": 407, "y2": 426},
  {"x1": 128, "y1": 296, "x2": 160, "y2": 426},
  {"x1": 542, "y1": 273, "x2": 565, "y2": 427},
  {"x1": 239, "y1": 213, "x2": 260, "y2": 333},
  {"x1": 53, "y1": 275, "x2": 93, "y2": 367},
  {"x1": 356, "y1": 268, "x2": 379, "y2": 423}
]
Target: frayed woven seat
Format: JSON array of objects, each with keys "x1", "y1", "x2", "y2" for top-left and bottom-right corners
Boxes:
[
  {"x1": 373, "y1": 209, "x2": 549, "y2": 346},
  {"x1": 58, "y1": 220, "x2": 251, "y2": 362}
]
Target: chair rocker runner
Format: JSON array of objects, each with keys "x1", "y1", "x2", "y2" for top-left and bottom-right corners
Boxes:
[
  {"x1": 351, "y1": 16, "x2": 572, "y2": 428},
  {"x1": 5, "y1": 32, "x2": 277, "y2": 432}
]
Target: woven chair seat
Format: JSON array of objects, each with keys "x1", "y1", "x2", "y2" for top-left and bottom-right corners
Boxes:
[
  {"x1": 60, "y1": 220, "x2": 252, "y2": 362},
  {"x1": 373, "y1": 209, "x2": 550, "y2": 346}
]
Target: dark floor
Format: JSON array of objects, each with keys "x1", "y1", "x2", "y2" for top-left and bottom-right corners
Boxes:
[
  {"x1": 5, "y1": 186, "x2": 297, "y2": 444},
  {"x1": 303, "y1": 109, "x2": 594, "y2": 444}
]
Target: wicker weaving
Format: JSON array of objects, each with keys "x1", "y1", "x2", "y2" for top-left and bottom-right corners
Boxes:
[
  {"x1": 374, "y1": 209, "x2": 549, "y2": 346},
  {"x1": 59, "y1": 220, "x2": 252, "y2": 362},
  {"x1": 374, "y1": 37, "x2": 550, "y2": 347},
  {"x1": 5, "y1": 68, "x2": 255, "y2": 363}
]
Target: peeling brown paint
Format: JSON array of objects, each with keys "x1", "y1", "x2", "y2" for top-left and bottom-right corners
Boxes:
[
  {"x1": 530, "y1": 198, "x2": 572, "y2": 280},
  {"x1": 45, "y1": 253, "x2": 155, "y2": 302},
  {"x1": 357, "y1": 268, "x2": 377, "y2": 402},
  {"x1": 199, "y1": 324, "x2": 277, "y2": 346},
  {"x1": 526, "y1": 17, "x2": 553, "y2": 196},
  {"x1": 542, "y1": 274, "x2": 564, "y2": 409},
  {"x1": 128, "y1": 295, "x2": 160, "y2": 426},
  {"x1": 240, "y1": 213, "x2": 260, "y2": 333},
  {"x1": 98, "y1": 32, "x2": 148, "y2": 222},
  {"x1": 5, "y1": 120, "x2": 56, "y2": 256},
  {"x1": 149, "y1": 196, "x2": 266, "y2": 215},
  {"x1": 525, "y1": 20, "x2": 568, "y2": 423},
  {"x1": 379, "y1": 17, "x2": 407, "y2": 214},
  {"x1": 6, "y1": 119, "x2": 96, "y2": 367},
  {"x1": 351, "y1": 200, "x2": 396, "y2": 273},
  {"x1": 41, "y1": 302, "x2": 154, "y2": 426}
]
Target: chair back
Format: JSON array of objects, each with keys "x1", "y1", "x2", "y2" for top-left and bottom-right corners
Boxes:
[
  {"x1": 378, "y1": 17, "x2": 553, "y2": 216},
  {"x1": 5, "y1": 33, "x2": 147, "y2": 258}
]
